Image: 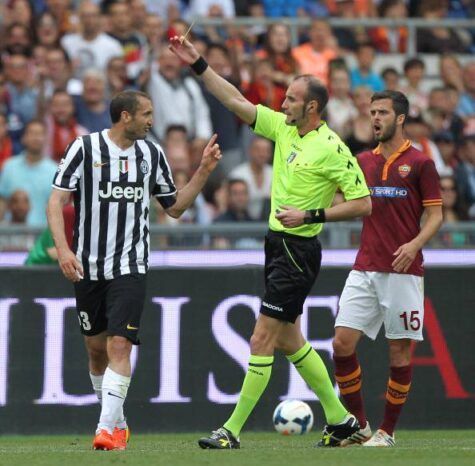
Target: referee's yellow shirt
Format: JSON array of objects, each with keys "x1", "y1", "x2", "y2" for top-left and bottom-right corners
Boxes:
[{"x1": 253, "y1": 105, "x2": 370, "y2": 237}]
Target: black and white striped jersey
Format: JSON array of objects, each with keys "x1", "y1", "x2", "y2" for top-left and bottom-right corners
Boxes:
[{"x1": 53, "y1": 129, "x2": 176, "y2": 280}]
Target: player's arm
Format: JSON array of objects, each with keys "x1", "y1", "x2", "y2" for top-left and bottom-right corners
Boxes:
[
  {"x1": 47, "y1": 189, "x2": 83, "y2": 282},
  {"x1": 392, "y1": 205, "x2": 443, "y2": 273},
  {"x1": 275, "y1": 196, "x2": 371, "y2": 228},
  {"x1": 165, "y1": 134, "x2": 222, "y2": 218},
  {"x1": 169, "y1": 36, "x2": 257, "y2": 125}
]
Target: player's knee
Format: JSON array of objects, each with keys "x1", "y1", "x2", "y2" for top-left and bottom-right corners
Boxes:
[
  {"x1": 332, "y1": 335, "x2": 355, "y2": 356},
  {"x1": 108, "y1": 336, "x2": 132, "y2": 360}
]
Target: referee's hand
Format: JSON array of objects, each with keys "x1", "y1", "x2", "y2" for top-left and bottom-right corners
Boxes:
[
  {"x1": 57, "y1": 247, "x2": 84, "y2": 282},
  {"x1": 169, "y1": 35, "x2": 200, "y2": 65},
  {"x1": 275, "y1": 206, "x2": 305, "y2": 228}
]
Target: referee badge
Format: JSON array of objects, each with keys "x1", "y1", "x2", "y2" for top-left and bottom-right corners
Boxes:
[
  {"x1": 287, "y1": 151, "x2": 297, "y2": 164},
  {"x1": 140, "y1": 160, "x2": 149, "y2": 174},
  {"x1": 119, "y1": 160, "x2": 129, "y2": 174}
]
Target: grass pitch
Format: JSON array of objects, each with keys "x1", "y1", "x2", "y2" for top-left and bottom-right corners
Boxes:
[{"x1": 0, "y1": 431, "x2": 474, "y2": 466}]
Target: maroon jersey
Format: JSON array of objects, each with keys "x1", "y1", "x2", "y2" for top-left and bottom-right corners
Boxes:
[{"x1": 354, "y1": 140, "x2": 442, "y2": 276}]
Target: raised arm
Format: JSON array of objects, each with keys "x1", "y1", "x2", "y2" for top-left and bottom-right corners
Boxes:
[{"x1": 169, "y1": 36, "x2": 257, "y2": 125}]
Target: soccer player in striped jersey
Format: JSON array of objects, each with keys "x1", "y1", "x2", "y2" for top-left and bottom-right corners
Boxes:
[
  {"x1": 47, "y1": 90, "x2": 222, "y2": 450},
  {"x1": 333, "y1": 91, "x2": 443, "y2": 447}
]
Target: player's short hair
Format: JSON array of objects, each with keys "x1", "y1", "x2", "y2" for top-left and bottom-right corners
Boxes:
[
  {"x1": 110, "y1": 90, "x2": 151, "y2": 123},
  {"x1": 24, "y1": 118, "x2": 46, "y2": 132},
  {"x1": 371, "y1": 90, "x2": 409, "y2": 120},
  {"x1": 293, "y1": 74, "x2": 329, "y2": 114}
]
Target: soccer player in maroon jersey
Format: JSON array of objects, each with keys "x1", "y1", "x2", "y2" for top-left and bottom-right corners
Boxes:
[{"x1": 331, "y1": 90, "x2": 443, "y2": 447}]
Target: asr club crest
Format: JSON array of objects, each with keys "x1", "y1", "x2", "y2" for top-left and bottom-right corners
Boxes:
[{"x1": 398, "y1": 164, "x2": 411, "y2": 178}]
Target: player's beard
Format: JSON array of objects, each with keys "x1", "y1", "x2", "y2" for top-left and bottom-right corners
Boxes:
[{"x1": 376, "y1": 119, "x2": 397, "y2": 142}]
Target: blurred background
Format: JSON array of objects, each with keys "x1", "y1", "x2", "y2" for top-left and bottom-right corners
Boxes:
[{"x1": 0, "y1": 0, "x2": 474, "y2": 254}]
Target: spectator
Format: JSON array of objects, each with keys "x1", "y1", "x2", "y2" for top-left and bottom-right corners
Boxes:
[
  {"x1": 404, "y1": 114, "x2": 447, "y2": 177},
  {"x1": 399, "y1": 57, "x2": 429, "y2": 116},
  {"x1": 332, "y1": 0, "x2": 368, "y2": 53},
  {"x1": 292, "y1": 19, "x2": 338, "y2": 86},
  {"x1": 230, "y1": 136, "x2": 273, "y2": 221},
  {"x1": 105, "y1": 56, "x2": 131, "y2": 99},
  {"x1": 245, "y1": 59, "x2": 286, "y2": 112},
  {"x1": 426, "y1": 86, "x2": 464, "y2": 139},
  {"x1": 187, "y1": 0, "x2": 235, "y2": 18},
  {"x1": 0, "y1": 190, "x2": 35, "y2": 252},
  {"x1": 3, "y1": 22, "x2": 33, "y2": 57},
  {"x1": 439, "y1": 53, "x2": 464, "y2": 92},
  {"x1": 439, "y1": 175, "x2": 470, "y2": 246},
  {"x1": 455, "y1": 134, "x2": 475, "y2": 217},
  {"x1": 163, "y1": 124, "x2": 188, "y2": 150},
  {"x1": 61, "y1": 1, "x2": 123, "y2": 79},
  {"x1": 417, "y1": 0, "x2": 469, "y2": 54},
  {"x1": 4, "y1": 53, "x2": 39, "y2": 153},
  {"x1": 381, "y1": 67, "x2": 400, "y2": 91},
  {"x1": 34, "y1": 11, "x2": 60, "y2": 49},
  {"x1": 326, "y1": 66, "x2": 357, "y2": 139},
  {"x1": 0, "y1": 113, "x2": 13, "y2": 170},
  {"x1": 142, "y1": 13, "x2": 165, "y2": 65},
  {"x1": 44, "y1": 90, "x2": 88, "y2": 162},
  {"x1": 441, "y1": 175, "x2": 468, "y2": 223},
  {"x1": 5, "y1": 0, "x2": 34, "y2": 29},
  {"x1": 74, "y1": 69, "x2": 112, "y2": 133},
  {"x1": 128, "y1": 0, "x2": 148, "y2": 36},
  {"x1": 39, "y1": 47, "x2": 83, "y2": 100},
  {"x1": 350, "y1": 42, "x2": 384, "y2": 92},
  {"x1": 213, "y1": 178, "x2": 258, "y2": 249},
  {"x1": 255, "y1": 22, "x2": 299, "y2": 87},
  {"x1": 214, "y1": 179, "x2": 253, "y2": 222},
  {"x1": 433, "y1": 131, "x2": 458, "y2": 177},
  {"x1": 107, "y1": 0, "x2": 147, "y2": 80},
  {"x1": 0, "y1": 120, "x2": 56, "y2": 227},
  {"x1": 144, "y1": 0, "x2": 183, "y2": 20},
  {"x1": 147, "y1": 45, "x2": 212, "y2": 142},
  {"x1": 202, "y1": 43, "x2": 242, "y2": 174},
  {"x1": 44, "y1": 0, "x2": 74, "y2": 35},
  {"x1": 344, "y1": 85, "x2": 375, "y2": 154},
  {"x1": 456, "y1": 62, "x2": 475, "y2": 120},
  {"x1": 370, "y1": 0, "x2": 408, "y2": 53},
  {"x1": 5, "y1": 189, "x2": 30, "y2": 224}
]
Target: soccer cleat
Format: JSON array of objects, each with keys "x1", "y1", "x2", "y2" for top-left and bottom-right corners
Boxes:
[
  {"x1": 198, "y1": 427, "x2": 240, "y2": 449},
  {"x1": 316, "y1": 414, "x2": 360, "y2": 447},
  {"x1": 363, "y1": 429, "x2": 395, "y2": 447},
  {"x1": 113, "y1": 426, "x2": 130, "y2": 450},
  {"x1": 340, "y1": 421, "x2": 372, "y2": 447},
  {"x1": 93, "y1": 429, "x2": 115, "y2": 451}
]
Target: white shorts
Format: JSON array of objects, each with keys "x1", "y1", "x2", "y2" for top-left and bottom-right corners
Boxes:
[{"x1": 335, "y1": 270, "x2": 424, "y2": 341}]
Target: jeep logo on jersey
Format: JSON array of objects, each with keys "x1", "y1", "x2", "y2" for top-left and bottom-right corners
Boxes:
[{"x1": 98, "y1": 182, "x2": 144, "y2": 202}]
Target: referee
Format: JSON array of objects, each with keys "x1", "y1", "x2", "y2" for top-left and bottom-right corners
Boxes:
[
  {"x1": 47, "y1": 90, "x2": 221, "y2": 450},
  {"x1": 169, "y1": 37, "x2": 372, "y2": 449}
]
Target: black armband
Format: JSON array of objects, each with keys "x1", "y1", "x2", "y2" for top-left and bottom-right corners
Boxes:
[
  {"x1": 303, "y1": 208, "x2": 326, "y2": 224},
  {"x1": 190, "y1": 56, "x2": 208, "y2": 75}
]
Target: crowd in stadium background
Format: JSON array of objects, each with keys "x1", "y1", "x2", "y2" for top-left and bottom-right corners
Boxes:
[{"x1": 0, "y1": 0, "x2": 474, "y2": 253}]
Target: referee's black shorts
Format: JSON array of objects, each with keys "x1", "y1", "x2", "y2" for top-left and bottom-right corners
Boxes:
[
  {"x1": 260, "y1": 230, "x2": 322, "y2": 323},
  {"x1": 74, "y1": 273, "x2": 147, "y2": 344}
]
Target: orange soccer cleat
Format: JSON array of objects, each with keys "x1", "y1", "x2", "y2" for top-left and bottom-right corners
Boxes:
[
  {"x1": 113, "y1": 426, "x2": 130, "y2": 450},
  {"x1": 92, "y1": 429, "x2": 116, "y2": 451}
]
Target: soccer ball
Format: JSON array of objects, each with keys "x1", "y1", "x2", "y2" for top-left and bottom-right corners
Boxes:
[{"x1": 272, "y1": 399, "x2": 314, "y2": 435}]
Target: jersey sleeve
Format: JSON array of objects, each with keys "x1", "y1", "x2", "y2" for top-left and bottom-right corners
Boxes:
[
  {"x1": 52, "y1": 137, "x2": 84, "y2": 191},
  {"x1": 323, "y1": 141, "x2": 370, "y2": 201},
  {"x1": 152, "y1": 145, "x2": 177, "y2": 209},
  {"x1": 252, "y1": 104, "x2": 285, "y2": 142},
  {"x1": 419, "y1": 158, "x2": 442, "y2": 207}
]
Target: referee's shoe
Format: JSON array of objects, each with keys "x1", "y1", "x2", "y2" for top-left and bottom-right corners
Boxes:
[
  {"x1": 317, "y1": 414, "x2": 360, "y2": 447},
  {"x1": 198, "y1": 427, "x2": 240, "y2": 449}
]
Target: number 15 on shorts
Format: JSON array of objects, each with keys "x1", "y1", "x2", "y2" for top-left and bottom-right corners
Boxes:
[{"x1": 399, "y1": 310, "x2": 421, "y2": 331}]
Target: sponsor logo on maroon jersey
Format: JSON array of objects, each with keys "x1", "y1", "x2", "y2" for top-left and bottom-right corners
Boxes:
[{"x1": 398, "y1": 164, "x2": 411, "y2": 178}]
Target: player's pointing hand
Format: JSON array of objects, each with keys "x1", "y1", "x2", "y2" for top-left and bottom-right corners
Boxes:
[{"x1": 200, "y1": 133, "x2": 222, "y2": 173}]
